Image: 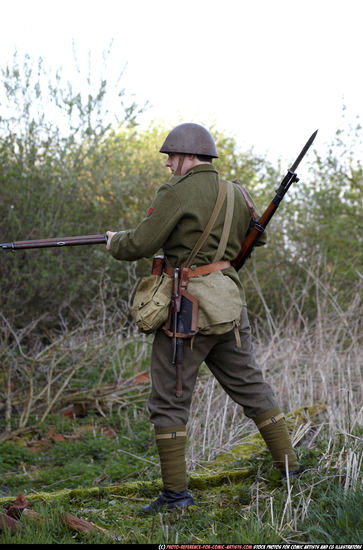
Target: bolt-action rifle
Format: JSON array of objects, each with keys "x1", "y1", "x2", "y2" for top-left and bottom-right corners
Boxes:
[
  {"x1": 0, "y1": 234, "x2": 107, "y2": 251},
  {"x1": 162, "y1": 130, "x2": 318, "y2": 398},
  {"x1": 0, "y1": 131, "x2": 317, "y2": 401},
  {"x1": 0, "y1": 132, "x2": 317, "y2": 258},
  {"x1": 231, "y1": 129, "x2": 318, "y2": 271}
]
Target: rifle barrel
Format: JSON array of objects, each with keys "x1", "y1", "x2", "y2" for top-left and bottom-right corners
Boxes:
[
  {"x1": 231, "y1": 130, "x2": 318, "y2": 271},
  {"x1": 1, "y1": 234, "x2": 107, "y2": 251}
]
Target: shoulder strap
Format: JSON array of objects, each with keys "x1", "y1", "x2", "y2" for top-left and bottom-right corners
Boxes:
[
  {"x1": 183, "y1": 178, "x2": 228, "y2": 267},
  {"x1": 213, "y1": 179, "x2": 235, "y2": 262}
]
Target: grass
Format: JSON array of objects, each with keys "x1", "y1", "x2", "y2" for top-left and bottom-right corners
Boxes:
[
  {"x1": 0, "y1": 283, "x2": 362, "y2": 544},
  {"x1": 0, "y1": 403, "x2": 361, "y2": 544},
  {"x1": 0, "y1": 464, "x2": 361, "y2": 544},
  {"x1": 0, "y1": 410, "x2": 158, "y2": 494}
]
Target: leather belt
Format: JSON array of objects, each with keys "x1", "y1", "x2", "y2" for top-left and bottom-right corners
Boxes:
[{"x1": 164, "y1": 260, "x2": 231, "y2": 278}]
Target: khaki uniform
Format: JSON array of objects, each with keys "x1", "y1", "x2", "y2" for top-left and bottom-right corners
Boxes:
[
  {"x1": 110, "y1": 164, "x2": 266, "y2": 306},
  {"x1": 110, "y1": 163, "x2": 299, "y2": 486},
  {"x1": 149, "y1": 306, "x2": 278, "y2": 427}
]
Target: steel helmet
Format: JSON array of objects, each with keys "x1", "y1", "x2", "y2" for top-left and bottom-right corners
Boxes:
[{"x1": 159, "y1": 123, "x2": 218, "y2": 158}]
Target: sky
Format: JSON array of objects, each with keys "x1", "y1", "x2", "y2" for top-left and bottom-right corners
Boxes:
[{"x1": 1, "y1": 0, "x2": 363, "y2": 167}]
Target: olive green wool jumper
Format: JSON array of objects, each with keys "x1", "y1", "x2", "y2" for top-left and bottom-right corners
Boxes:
[{"x1": 109, "y1": 164, "x2": 266, "y2": 306}]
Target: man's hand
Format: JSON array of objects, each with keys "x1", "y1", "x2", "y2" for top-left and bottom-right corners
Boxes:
[{"x1": 106, "y1": 231, "x2": 116, "y2": 251}]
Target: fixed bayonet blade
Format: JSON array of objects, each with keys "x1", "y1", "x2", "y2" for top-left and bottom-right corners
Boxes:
[{"x1": 290, "y1": 130, "x2": 318, "y2": 172}]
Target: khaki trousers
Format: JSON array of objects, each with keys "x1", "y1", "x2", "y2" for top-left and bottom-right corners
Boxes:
[{"x1": 148, "y1": 306, "x2": 279, "y2": 428}]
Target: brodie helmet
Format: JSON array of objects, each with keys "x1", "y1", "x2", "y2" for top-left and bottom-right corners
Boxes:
[{"x1": 159, "y1": 123, "x2": 218, "y2": 158}]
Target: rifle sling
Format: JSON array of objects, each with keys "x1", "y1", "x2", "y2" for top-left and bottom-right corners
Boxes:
[{"x1": 235, "y1": 183, "x2": 259, "y2": 221}]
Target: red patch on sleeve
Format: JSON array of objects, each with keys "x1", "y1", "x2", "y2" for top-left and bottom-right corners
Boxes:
[{"x1": 147, "y1": 207, "x2": 154, "y2": 215}]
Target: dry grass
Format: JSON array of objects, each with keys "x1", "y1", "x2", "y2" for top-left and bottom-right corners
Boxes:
[
  {"x1": 187, "y1": 274, "x2": 362, "y2": 524},
  {"x1": 0, "y1": 270, "x2": 361, "y2": 543},
  {"x1": 1, "y1": 269, "x2": 361, "y2": 504},
  {"x1": 0, "y1": 271, "x2": 152, "y2": 442}
]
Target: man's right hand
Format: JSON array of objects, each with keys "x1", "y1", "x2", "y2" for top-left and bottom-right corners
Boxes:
[{"x1": 106, "y1": 231, "x2": 116, "y2": 251}]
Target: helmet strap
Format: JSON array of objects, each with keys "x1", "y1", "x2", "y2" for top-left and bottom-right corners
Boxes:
[{"x1": 175, "y1": 154, "x2": 185, "y2": 175}]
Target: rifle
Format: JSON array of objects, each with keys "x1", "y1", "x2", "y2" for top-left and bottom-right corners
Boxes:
[
  {"x1": 0, "y1": 234, "x2": 107, "y2": 251},
  {"x1": 231, "y1": 130, "x2": 318, "y2": 271}
]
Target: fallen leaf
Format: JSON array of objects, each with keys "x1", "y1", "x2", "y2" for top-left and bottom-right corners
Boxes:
[
  {"x1": 0, "y1": 512, "x2": 18, "y2": 532},
  {"x1": 47, "y1": 428, "x2": 65, "y2": 442},
  {"x1": 4, "y1": 492, "x2": 28, "y2": 519},
  {"x1": 57, "y1": 403, "x2": 88, "y2": 418},
  {"x1": 68, "y1": 425, "x2": 94, "y2": 440},
  {"x1": 62, "y1": 512, "x2": 118, "y2": 540},
  {"x1": 58, "y1": 405, "x2": 76, "y2": 419},
  {"x1": 99, "y1": 427, "x2": 117, "y2": 439},
  {"x1": 26, "y1": 439, "x2": 50, "y2": 453},
  {"x1": 133, "y1": 372, "x2": 150, "y2": 384},
  {"x1": 23, "y1": 508, "x2": 44, "y2": 523}
]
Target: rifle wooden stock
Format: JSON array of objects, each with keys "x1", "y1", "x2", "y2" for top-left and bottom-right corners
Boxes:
[
  {"x1": 232, "y1": 130, "x2": 318, "y2": 272},
  {"x1": 231, "y1": 202, "x2": 277, "y2": 271},
  {"x1": 1, "y1": 234, "x2": 107, "y2": 251}
]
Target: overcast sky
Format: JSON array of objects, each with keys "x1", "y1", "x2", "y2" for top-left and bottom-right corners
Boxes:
[{"x1": 2, "y1": 0, "x2": 363, "y2": 166}]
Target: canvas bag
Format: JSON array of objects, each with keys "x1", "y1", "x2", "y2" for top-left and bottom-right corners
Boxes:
[
  {"x1": 187, "y1": 179, "x2": 243, "y2": 335},
  {"x1": 132, "y1": 179, "x2": 229, "y2": 334},
  {"x1": 131, "y1": 266, "x2": 173, "y2": 334}
]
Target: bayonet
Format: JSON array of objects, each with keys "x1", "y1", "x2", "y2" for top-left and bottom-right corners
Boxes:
[{"x1": 232, "y1": 130, "x2": 318, "y2": 271}]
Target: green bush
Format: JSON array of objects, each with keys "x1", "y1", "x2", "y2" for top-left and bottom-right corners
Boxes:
[{"x1": 0, "y1": 52, "x2": 361, "y2": 342}]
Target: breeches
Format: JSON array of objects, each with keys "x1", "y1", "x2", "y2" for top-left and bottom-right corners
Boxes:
[{"x1": 148, "y1": 306, "x2": 279, "y2": 428}]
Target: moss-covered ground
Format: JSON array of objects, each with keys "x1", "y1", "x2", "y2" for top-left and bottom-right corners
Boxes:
[{"x1": 0, "y1": 400, "x2": 361, "y2": 544}]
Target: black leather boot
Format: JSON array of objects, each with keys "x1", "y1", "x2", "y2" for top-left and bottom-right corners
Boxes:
[
  {"x1": 141, "y1": 489, "x2": 194, "y2": 514},
  {"x1": 280, "y1": 467, "x2": 303, "y2": 480}
]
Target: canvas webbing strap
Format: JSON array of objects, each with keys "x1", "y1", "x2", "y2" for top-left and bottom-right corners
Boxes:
[
  {"x1": 213, "y1": 179, "x2": 235, "y2": 262},
  {"x1": 256, "y1": 412, "x2": 285, "y2": 430},
  {"x1": 183, "y1": 178, "x2": 228, "y2": 268},
  {"x1": 155, "y1": 430, "x2": 186, "y2": 440},
  {"x1": 164, "y1": 260, "x2": 231, "y2": 279}
]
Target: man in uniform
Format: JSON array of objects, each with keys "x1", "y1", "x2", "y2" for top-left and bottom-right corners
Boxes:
[{"x1": 106, "y1": 123, "x2": 300, "y2": 513}]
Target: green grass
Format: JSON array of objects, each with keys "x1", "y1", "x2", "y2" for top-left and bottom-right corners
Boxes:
[
  {"x1": 0, "y1": 408, "x2": 362, "y2": 544},
  {"x1": 300, "y1": 484, "x2": 363, "y2": 543},
  {"x1": 0, "y1": 410, "x2": 158, "y2": 494},
  {"x1": 1, "y1": 472, "x2": 361, "y2": 544}
]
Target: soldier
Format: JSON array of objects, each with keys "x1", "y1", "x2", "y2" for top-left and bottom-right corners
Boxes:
[{"x1": 106, "y1": 123, "x2": 300, "y2": 513}]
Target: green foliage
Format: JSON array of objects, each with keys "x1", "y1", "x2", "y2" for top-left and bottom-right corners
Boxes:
[
  {"x1": 302, "y1": 484, "x2": 363, "y2": 543},
  {"x1": 0, "y1": 52, "x2": 147, "y2": 333},
  {"x1": 0, "y1": 412, "x2": 156, "y2": 494},
  {"x1": 1, "y1": 52, "x2": 361, "y2": 339},
  {"x1": 240, "y1": 124, "x2": 363, "y2": 325},
  {"x1": 0, "y1": 442, "x2": 37, "y2": 474}
]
